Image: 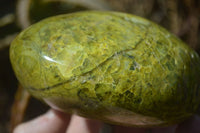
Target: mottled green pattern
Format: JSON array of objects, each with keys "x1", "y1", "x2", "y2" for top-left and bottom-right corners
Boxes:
[{"x1": 10, "y1": 11, "x2": 200, "y2": 127}]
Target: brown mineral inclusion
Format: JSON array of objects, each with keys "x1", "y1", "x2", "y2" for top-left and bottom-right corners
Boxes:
[{"x1": 10, "y1": 11, "x2": 200, "y2": 127}]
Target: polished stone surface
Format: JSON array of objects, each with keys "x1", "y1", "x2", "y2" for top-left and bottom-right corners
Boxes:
[{"x1": 10, "y1": 11, "x2": 200, "y2": 127}]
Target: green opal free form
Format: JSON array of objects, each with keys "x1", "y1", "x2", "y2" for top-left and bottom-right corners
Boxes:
[{"x1": 10, "y1": 11, "x2": 200, "y2": 127}]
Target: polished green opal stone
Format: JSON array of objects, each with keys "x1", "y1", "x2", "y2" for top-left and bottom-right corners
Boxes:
[{"x1": 10, "y1": 11, "x2": 200, "y2": 127}]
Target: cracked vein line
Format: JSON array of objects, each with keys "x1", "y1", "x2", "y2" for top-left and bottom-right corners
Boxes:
[{"x1": 29, "y1": 28, "x2": 149, "y2": 92}]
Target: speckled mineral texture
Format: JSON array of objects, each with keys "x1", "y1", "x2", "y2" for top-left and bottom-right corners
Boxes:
[{"x1": 10, "y1": 11, "x2": 200, "y2": 127}]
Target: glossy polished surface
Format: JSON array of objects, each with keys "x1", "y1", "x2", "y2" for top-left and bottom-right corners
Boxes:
[{"x1": 10, "y1": 11, "x2": 200, "y2": 127}]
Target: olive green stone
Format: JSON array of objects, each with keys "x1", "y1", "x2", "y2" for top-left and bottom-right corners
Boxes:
[{"x1": 10, "y1": 11, "x2": 200, "y2": 127}]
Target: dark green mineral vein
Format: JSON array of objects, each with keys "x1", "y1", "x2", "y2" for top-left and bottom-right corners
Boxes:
[{"x1": 29, "y1": 28, "x2": 148, "y2": 91}]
